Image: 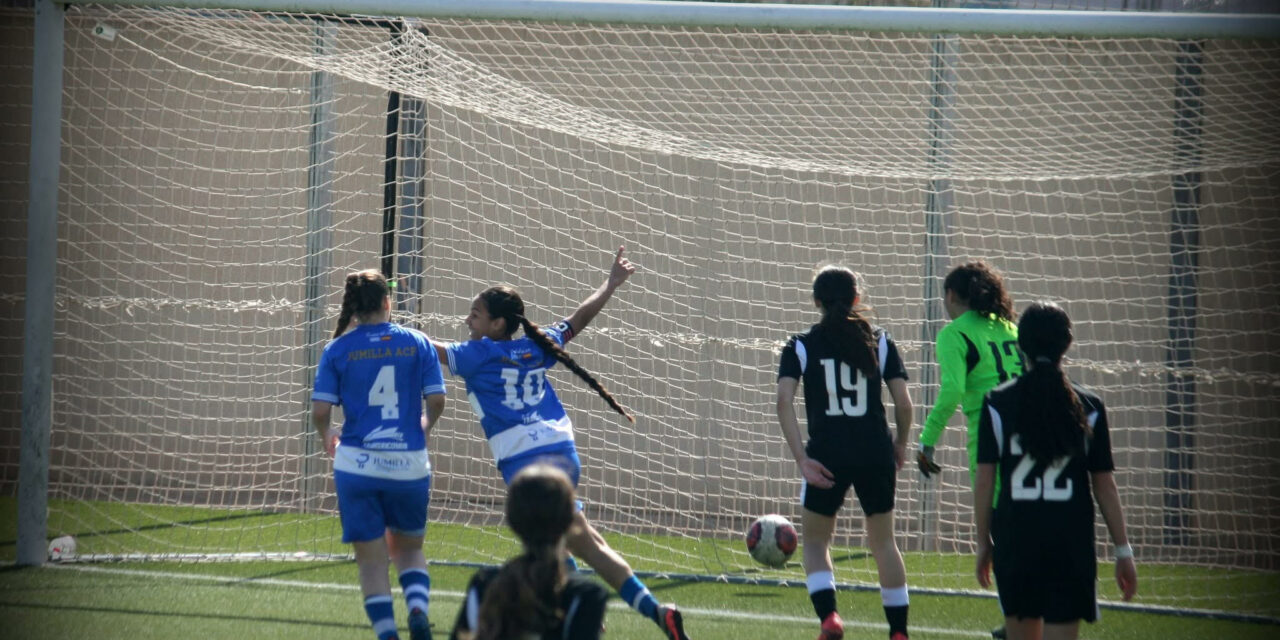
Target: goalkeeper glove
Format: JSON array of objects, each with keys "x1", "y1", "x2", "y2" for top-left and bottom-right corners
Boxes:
[{"x1": 917, "y1": 445, "x2": 940, "y2": 479}]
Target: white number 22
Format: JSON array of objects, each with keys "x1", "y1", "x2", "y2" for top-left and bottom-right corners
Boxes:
[{"x1": 1009, "y1": 435, "x2": 1072, "y2": 501}]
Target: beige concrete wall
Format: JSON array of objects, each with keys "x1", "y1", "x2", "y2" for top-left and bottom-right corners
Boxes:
[{"x1": 1, "y1": 10, "x2": 1276, "y2": 568}]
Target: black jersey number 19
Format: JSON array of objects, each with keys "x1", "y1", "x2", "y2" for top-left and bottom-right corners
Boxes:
[
  {"x1": 987, "y1": 340, "x2": 1025, "y2": 383},
  {"x1": 819, "y1": 358, "x2": 868, "y2": 417}
]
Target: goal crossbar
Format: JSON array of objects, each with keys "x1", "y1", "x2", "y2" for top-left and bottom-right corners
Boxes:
[{"x1": 60, "y1": 0, "x2": 1280, "y2": 40}]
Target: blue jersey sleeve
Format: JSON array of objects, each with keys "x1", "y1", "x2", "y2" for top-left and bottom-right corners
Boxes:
[
  {"x1": 312, "y1": 342, "x2": 341, "y2": 405},
  {"x1": 446, "y1": 340, "x2": 491, "y2": 378},
  {"x1": 419, "y1": 333, "x2": 446, "y2": 396}
]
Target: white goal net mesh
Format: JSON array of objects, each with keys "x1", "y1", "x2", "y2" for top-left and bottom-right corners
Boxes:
[{"x1": 1, "y1": 3, "x2": 1277, "y2": 615}]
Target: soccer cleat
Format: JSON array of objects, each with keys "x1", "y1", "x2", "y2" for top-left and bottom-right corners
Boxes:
[
  {"x1": 408, "y1": 607, "x2": 430, "y2": 640},
  {"x1": 991, "y1": 624, "x2": 1007, "y2": 639},
  {"x1": 890, "y1": 633, "x2": 909, "y2": 640},
  {"x1": 818, "y1": 612, "x2": 844, "y2": 640},
  {"x1": 657, "y1": 604, "x2": 690, "y2": 640}
]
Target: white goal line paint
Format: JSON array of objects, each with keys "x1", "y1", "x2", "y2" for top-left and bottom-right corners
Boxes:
[{"x1": 48, "y1": 564, "x2": 990, "y2": 638}]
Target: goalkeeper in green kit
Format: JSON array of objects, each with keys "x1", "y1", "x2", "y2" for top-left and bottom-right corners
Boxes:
[{"x1": 916, "y1": 261, "x2": 1024, "y2": 640}]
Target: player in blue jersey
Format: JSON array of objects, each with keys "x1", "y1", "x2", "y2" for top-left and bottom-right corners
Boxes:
[
  {"x1": 311, "y1": 270, "x2": 446, "y2": 640},
  {"x1": 431, "y1": 247, "x2": 691, "y2": 640}
]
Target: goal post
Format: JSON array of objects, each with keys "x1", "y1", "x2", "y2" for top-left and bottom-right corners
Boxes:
[{"x1": 9, "y1": 0, "x2": 1280, "y2": 618}]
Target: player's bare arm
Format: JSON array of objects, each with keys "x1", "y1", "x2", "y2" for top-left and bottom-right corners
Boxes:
[
  {"x1": 565, "y1": 246, "x2": 636, "y2": 337},
  {"x1": 775, "y1": 376, "x2": 834, "y2": 489},
  {"x1": 1093, "y1": 470, "x2": 1138, "y2": 601},
  {"x1": 311, "y1": 400, "x2": 337, "y2": 457}
]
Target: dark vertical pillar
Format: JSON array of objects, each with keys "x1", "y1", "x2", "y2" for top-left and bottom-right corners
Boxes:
[{"x1": 1164, "y1": 40, "x2": 1203, "y2": 547}]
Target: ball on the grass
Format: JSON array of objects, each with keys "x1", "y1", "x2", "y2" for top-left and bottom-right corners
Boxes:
[
  {"x1": 47, "y1": 535, "x2": 76, "y2": 562},
  {"x1": 745, "y1": 514, "x2": 797, "y2": 568}
]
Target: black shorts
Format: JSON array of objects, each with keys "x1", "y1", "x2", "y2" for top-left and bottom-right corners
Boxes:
[
  {"x1": 993, "y1": 565, "x2": 1099, "y2": 624},
  {"x1": 801, "y1": 462, "x2": 895, "y2": 517}
]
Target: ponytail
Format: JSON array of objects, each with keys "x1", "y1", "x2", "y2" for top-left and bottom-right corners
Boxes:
[
  {"x1": 333, "y1": 270, "x2": 389, "y2": 338},
  {"x1": 812, "y1": 265, "x2": 879, "y2": 379},
  {"x1": 475, "y1": 547, "x2": 564, "y2": 640},
  {"x1": 944, "y1": 260, "x2": 1015, "y2": 322},
  {"x1": 1015, "y1": 302, "x2": 1091, "y2": 464},
  {"x1": 522, "y1": 317, "x2": 634, "y2": 423}
]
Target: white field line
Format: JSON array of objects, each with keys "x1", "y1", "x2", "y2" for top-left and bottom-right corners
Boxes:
[{"x1": 46, "y1": 564, "x2": 990, "y2": 637}]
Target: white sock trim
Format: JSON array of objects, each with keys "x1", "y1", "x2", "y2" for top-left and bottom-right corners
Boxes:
[
  {"x1": 372, "y1": 619, "x2": 398, "y2": 636},
  {"x1": 364, "y1": 595, "x2": 393, "y2": 605},
  {"x1": 881, "y1": 584, "x2": 909, "y2": 607},
  {"x1": 630, "y1": 587, "x2": 652, "y2": 610},
  {"x1": 806, "y1": 571, "x2": 835, "y2": 594},
  {"x1": 399, "y1": 568, "x2": 429, "y2": 578}
]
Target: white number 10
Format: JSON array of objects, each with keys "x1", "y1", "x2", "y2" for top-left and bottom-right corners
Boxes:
[{"x1": 368, "y1": 365, "x2": 400, "y2": 421}]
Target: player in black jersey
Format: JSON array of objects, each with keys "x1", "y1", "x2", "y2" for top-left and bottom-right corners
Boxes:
[
  {"x1": 974, "y1": 302, "x2": 1137, "y2": 640},
  {"x1": 450, "y1": 464, "x2": 609, "y2": 640},
  {"x1": 776, "y1": 266, "x2": 914, "y2": 640}
]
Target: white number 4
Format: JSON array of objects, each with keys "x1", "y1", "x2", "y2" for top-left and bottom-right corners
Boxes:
[{"x1": 368, "y1": 365, "x2": 400, "y2": 421}]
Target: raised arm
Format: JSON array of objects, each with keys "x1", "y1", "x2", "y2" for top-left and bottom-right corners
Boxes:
[{"x1": 564, "y1": 246, "x2": 635, "y2": 338}]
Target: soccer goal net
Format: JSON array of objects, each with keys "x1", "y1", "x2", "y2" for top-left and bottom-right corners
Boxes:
[{"x1": 3, "y1": 0, "x2": 1278, "y2": 617}]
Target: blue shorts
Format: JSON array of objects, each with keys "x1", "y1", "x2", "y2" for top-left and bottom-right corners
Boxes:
[
  {"x1": 498, "y1": 449, "x2": 582, "y2": 487},
  {"x1": 334, "y1": 470, "x2": 431, "y2": 544}
]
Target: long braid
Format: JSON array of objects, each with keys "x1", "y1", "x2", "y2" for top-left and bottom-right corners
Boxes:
[
  {"x1": 521, "y1": 317, "x2": 634, "y2": 423},
  {"x1": 333, "y1": 273, "x2": 360, "y2": 338}
]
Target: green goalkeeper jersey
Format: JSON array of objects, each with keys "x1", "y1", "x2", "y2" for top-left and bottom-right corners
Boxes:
[{"x1": 919, "y1": 310, "x2": 1025, "y2": 475}]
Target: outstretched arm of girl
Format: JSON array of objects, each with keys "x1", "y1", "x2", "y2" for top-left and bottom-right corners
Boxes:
[{"x1": 565, "y1": 246, "x2": 636, "y2": 338}]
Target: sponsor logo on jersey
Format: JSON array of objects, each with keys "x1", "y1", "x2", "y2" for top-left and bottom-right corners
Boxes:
[
  {"x1": 363, "y1": 426, "x2": 406, "y2": 450},
  {"x1": 521, "y1": 410, "x2": 545, "y2": 425}
]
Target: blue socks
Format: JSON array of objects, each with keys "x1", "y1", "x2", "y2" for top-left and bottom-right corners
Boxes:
[
  {"x1": 399, "y1": 568, "x2": 431, "y2": 614},
  {"x1": 619, "y1": 574, "x2": 660, "y2": 621},
  {"x1": 363, "y1": 594, "x2": 397, "y2": 640}
]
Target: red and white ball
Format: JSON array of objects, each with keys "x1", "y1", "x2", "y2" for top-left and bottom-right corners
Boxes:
[
  {"x1": 745, "y1": 514, "x2": 797, "y2": 568},
  {"x1": 47, "y1": 535, "x2": 76, "y2": 562}
]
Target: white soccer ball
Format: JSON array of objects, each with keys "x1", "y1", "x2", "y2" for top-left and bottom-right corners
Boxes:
[
  {"x1": 746, "y1": 514, "x2": 797, "y2": 568},
  {"x1": 47, "y1": 535, "x2": 76, "y2": 562}
]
